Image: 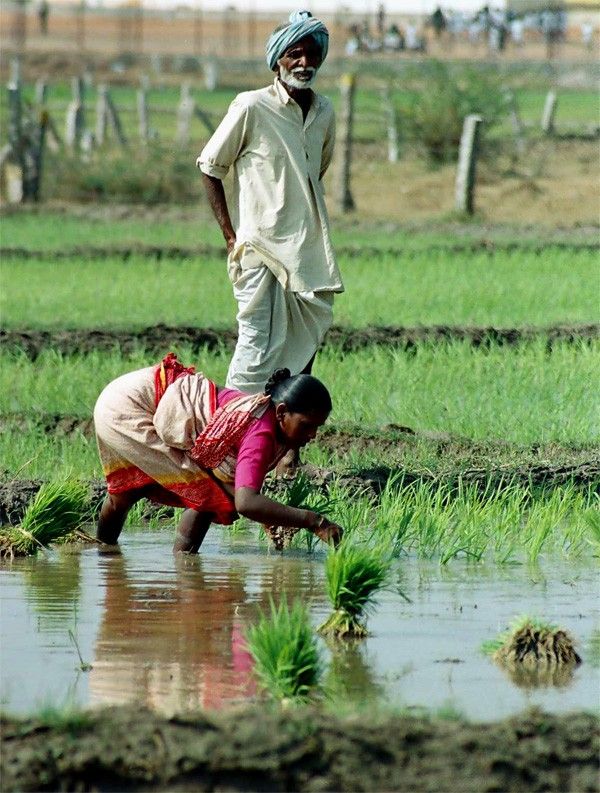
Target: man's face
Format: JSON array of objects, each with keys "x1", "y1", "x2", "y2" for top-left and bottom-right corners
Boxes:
[{"x1": 277, "y1": 35, "x2": 323, "y2": 90}]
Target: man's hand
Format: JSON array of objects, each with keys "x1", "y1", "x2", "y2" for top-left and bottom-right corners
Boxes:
[{"x1": 226, "y1": 237, "x2": 237, "y2": 255}]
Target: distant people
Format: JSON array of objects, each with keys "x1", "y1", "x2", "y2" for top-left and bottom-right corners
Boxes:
[
  {"x1": 581, "y1": 21, "x2": 594, "y2": 50},
  {"x1": 37, "y1": 0, "x2": 49, "y2": 35},
  {"x1": 510, "y1": 17, "x2": 524, "y2": 47},
  {"x1": 430, "y1": 6, "x2": 447, "y2": 39},
  {"x1": 376, "y1": 3, "x2": 386, "y2": 41},
  {"x1": 383, "y1": 23, "x2": 404, "y2": 51}
]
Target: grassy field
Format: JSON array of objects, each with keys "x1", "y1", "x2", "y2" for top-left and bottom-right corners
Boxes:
[
  {"x1": 1, "y1": 341, "x2": 597, "y2": 444},
  {"x1": 1, "y1": 229, "x2": 597, "y2": 329}
]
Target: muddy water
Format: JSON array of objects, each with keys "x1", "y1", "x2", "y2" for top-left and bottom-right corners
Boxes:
[{"x1": 1, "y1": 528, "x2": 598, "y2": 720}]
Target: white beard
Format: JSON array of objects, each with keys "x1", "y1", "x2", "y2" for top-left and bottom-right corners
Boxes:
[{"x1": 278, "y1": 64, "x2": 318, "y2": 90}]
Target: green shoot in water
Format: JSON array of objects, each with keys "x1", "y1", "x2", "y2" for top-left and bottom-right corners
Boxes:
[
  {"x1": 244, "y1": 596, "x2": 322, "y2": 702},
  {"x1": 0, "y1": 480, "x2": 90, "y2": 557},
  {"x1": 318, "y1": 544, "x2": 391, "y2": 638},
  {"x1": 266, "y1": 473, "x2": 338, "y2": 551}
]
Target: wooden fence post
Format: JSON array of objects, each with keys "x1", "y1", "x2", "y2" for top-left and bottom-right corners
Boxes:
[
  {"x1": 105, "y1": 90, "x2": 127, "y2": 147},
  {"x1": 65, "y1": 77, "x2": 85, "y2": 150},
  {"x1": 137, "y1": 75, "x2": 149, "y2": 144},
  {"x1": 176, "y1": 82, "x2": 195, "y2": 145},
  {"x1": 95, "y1": 84, "x2": 109, "y2": 145},
  {"x1": 503, "y1": 89, "x2": 526, "y2": 157},
  {"x1": 204, "y1": 59, "x2": 218, "y2": 92},
  {"x1": 541, "y1": 90, "x2": 557, "y2": 135},
  {"x1": 337, "y1": 73, "x2": 356, "y2": 213},
  {"x1": 96, "y1": 85, "x2": 127, "y2": 147},
  {"x1": 455, "y1": 114, "x2": 483, "y2": 215},
  {"x1": 381, "y1": 83, "x2": 399, "y2": 163},
  {"x1": 6, "y1": 62, "x2": 24, "y2": 203}
]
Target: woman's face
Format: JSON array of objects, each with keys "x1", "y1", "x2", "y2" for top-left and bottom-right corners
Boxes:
[{"x1": 275, "y1": 404, "x2": 329, "y2": 449}]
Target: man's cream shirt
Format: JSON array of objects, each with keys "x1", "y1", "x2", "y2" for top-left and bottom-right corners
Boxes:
[{"x1": 197, "y1": 78, "x2": 344, "y2": 294}]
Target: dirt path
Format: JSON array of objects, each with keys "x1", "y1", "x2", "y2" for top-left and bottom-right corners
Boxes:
[
  {"x1": 2, "y1": 323, "x2": 598, "y2": 359},
  {"x1": 1, "y1": 705, "x2": 597, "y2": 792}
]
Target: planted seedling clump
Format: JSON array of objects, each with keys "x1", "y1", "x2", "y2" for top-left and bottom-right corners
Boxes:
[
  {"x1": 483, "y1": 616, "x2": 582, "y2": 688},
  {"x1": 318, "y1": 545, "x2": 390, "y2": 638},
  {"x1": 245, "y1": 596, "x2": 322, "y2": 702},
  {"x1": 0, "y1": 481, "x2": 90, "y2": 558},
  {"x1": 264, "y1": 473, "x2": 337, "y2": 551}
]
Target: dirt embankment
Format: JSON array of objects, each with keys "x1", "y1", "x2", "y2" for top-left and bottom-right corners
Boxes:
[
  {"x1": 1, "y1": 705, "x2": 598, "y2": 792},
  {"x1": 2, "y1": 239, "x2": 599, "y2": 262},
  {"x1": 2, "y1": 323, "x2": 598, "y2": 360},
  {"x1": 2, "y1": 448, "x2": 598, "y2": 526}
]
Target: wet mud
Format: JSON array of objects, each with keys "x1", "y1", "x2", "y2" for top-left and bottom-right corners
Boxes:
[
  {"x1": 1, "y1": 705, "x2": 598, "y2": 792},
  {"x1": 2, "y1": 238, "x2": 599, "y2": 262},
  {"x1": 2, "y1": 323, "x2": 598, "y2": 359}
]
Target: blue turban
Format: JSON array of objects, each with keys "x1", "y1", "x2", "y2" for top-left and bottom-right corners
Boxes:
[{"x1": 266, "y1": 10, "x2": 329, "y2": 72}]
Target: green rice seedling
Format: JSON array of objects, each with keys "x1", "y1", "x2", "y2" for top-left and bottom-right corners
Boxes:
[
  {"x1": 244, "y1": 596, "x2": 322, "y2": 702},
  {"x1": 270, "y1": 472, "x2": 338, "y2": 551},
  {"x1": 318, "y1": 545, "x2": 391, "y2": 638},
  {"x1": 0, "y1": 480, "x2": 91, "y2": 558},
  {"x1": 482, "y1": 615, "x2": 582, "y2": 686}
]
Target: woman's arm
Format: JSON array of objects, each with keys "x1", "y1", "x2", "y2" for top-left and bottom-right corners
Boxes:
[{"x1": 235, "y1": 487, "x2": 342, "y2": 545}]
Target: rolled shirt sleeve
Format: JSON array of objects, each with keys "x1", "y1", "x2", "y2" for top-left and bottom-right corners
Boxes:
[{"x1": 196, "y1": 96, "x2": 249, "y2": 180}]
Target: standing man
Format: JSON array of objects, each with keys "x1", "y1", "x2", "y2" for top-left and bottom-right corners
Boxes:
[{"x1": 196, "y1": 10, "x2": 343, "y2": 397}]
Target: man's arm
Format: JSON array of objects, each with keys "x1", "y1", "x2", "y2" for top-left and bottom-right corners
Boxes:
[
  {"x1": 319, "y1": 107, "x2": 336, "y2": 180},
  {"x1": 202, "y1": 173, "x2": 236, "y2": 254}
]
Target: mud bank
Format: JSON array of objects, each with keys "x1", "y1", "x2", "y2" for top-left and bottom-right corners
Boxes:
[
  {"x1": 2, "y1": 238, "x2": 599, "y2": 262},
  {"x1": 1, "y1": 705, "x2": 598, "y2": 792},
  {"x1": 1, "y1": 453, "x2": 598, "y2": 526},
  {"x1": 2, "y1": 323, "x2": 598, "y2": 359}
]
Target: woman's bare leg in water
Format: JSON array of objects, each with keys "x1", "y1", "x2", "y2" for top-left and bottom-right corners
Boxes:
[
  {"x1": 97, "y1": 483, "x2": 173, "y2": 545},
  {"x1": 97, "y1": 488, "x2": 145, "y2": 544},
  {"x1": 173, "y1": 510, "x2": 213, "y2": 554}
]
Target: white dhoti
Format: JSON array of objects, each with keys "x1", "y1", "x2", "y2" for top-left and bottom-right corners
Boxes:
[{"x1": 225, "y1": 244, "x2": 334, "y2": 394}]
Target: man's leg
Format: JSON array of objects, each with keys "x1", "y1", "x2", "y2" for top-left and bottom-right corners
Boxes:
[{"x1": 173, "y1": 510, "x2": 213, "y2": 554}]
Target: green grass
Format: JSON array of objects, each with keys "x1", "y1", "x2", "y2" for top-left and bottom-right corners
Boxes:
[
  {"x1": 244, "y1": 596, "x2": 322, "y2": 702},
  {"x1": 1, "y1": 247, "x2": 596, "y2": 329},
  {"x1": 1, "y1": 209, "x2": 596, "y2": 252},
  {"x1": 0, "y1": 341, "x2": 597, "y2": 445}
]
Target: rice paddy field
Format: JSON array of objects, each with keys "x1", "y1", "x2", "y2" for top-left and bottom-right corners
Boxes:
[{"x1": 1, "y1": 95, "x2": 600, "y2": 788}]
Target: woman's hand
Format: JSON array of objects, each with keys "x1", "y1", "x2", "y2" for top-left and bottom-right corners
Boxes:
[{"x1": 310, "y1": 514, "x2": 343, "y2": 547}]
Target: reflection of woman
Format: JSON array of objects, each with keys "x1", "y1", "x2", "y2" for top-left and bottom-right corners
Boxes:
[
  {"x1": 94, "y1": 354, "x2": 342, "y2": 552},
  {"x1": 90, "y1": 553, "x2": 256, "y2": 712}
]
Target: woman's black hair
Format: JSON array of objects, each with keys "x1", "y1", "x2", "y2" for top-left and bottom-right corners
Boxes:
[{"x1": 264, "y1": 368, "x2": 332, "y2": 415}]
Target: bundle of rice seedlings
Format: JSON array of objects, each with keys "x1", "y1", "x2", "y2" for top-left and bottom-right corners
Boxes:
[
  {"x1": 0, "y1": 481, "x2": 90, "y2": 558},
  {"x1": 264, "y1": 472, "x2": 337, "y2": 551},
  {"x1": 244, "y1": 595, "x2": 322, "y2": 702},
  {"x1": 318, "y1": 545, "x2": 390, "y2": 638},
  {"x1": 482, "y1": 615, "x2": 582, "y2": 688}
]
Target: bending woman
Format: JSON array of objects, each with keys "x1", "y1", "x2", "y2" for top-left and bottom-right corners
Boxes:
[{"x1": 94, "y1": 353, "x2": 342, "y2": 552}]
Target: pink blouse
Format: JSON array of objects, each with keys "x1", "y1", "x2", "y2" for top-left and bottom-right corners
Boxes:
[{"x1": 217, "y1": 388, "x2": 280, "y2": 491}]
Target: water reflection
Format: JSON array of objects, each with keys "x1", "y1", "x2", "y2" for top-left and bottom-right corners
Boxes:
[
  {"x1": 325, "y1": 640, "x2": 384, "y2": 704},
  {"x1": 20, "y1": 552, "x2": 82, "y2": 631},
  {"x1": 90, "y1": 551, "x2": 256, "y2": 713}
]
